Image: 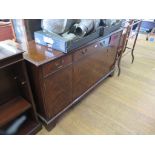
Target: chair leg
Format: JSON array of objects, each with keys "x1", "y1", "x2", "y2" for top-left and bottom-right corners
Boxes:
[
  {"x1": 131, "y1": 49, "x2": 134, "y2": 63},
  {"x1": 117, "y1": 55, "x2": 121, "y2": 76}
]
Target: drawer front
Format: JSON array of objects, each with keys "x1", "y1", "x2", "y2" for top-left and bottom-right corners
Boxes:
[
  {"x1": 42, "y1": 54, "x2": 72, "y2": 77},
  {"x1": 0, "y1": 54, "x2": 23, "y2": 69},
  {"x1": 73, "y1": 45, "x2": 94, "y2": 62},
  {"x1": 73, "y1": 36, "x2": 111, "y2": 62}
]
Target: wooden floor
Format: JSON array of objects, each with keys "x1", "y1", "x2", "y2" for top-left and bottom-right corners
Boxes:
[{"x1": 38, "y1": 34, "x2": 155, "y2": 135}]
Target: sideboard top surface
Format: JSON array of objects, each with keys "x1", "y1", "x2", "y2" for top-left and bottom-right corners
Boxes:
[{"x1": 21, "y1": 28, "x2": 123, "y2": 66}]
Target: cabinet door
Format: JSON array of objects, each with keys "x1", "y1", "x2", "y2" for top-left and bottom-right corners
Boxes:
[
  {"x1": 96, "y1": 31, "x2": 122, "y2": 73},
  {"x1": 43, "y1": 65, "x2": 72, "y2": 119},
  {"x1": 73, "y1": 46, "x2": 97, "y2": 100},
  {"x1": 91, "y1": 37, "x2": 111, "y2": 77},
  {"x1": 106, "y1": 31, "x2": 122, "y2": 68},
  {"x1": 73, "y1": 32, "x2": 122, "y2": 100},
  {"x1": 73, "y1": 42, "x2": 109, "y2": 100}
]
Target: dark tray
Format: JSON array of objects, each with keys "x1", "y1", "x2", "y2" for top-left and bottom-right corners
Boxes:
[
  {"x1": 102, "y1": 21, "x2": 122, "y2": 37},
  {"x1": 34, "y1": 26, "x2": 103, "y2": 53}
]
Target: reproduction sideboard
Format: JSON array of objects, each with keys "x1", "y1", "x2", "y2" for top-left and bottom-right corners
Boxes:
[{"x1": 23, "y1": 29, "x2": 122, "y2": 130}]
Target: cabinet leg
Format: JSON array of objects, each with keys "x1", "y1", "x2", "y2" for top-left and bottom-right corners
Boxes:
[
  {"x1": 44, "y1": 120, "x2": 57, "y2": 132},
  {"x1": 109, "y1": 71, "x2": 115, "y2": 77}
]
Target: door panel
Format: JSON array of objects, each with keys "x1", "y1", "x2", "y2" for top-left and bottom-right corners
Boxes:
[{"x1": 44, "y1": 65, "x2": 72, "y2": 119}]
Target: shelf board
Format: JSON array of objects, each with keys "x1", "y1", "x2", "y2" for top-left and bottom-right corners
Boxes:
[
  {"x1": 0, "y1": 96, "x2": 31, "y2": 127},
  {"x1": 17, "y1": 119, "x2": 42, "y2": 135}
]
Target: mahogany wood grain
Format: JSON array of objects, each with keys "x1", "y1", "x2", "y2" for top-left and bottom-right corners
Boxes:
[
  {"x1": 17, "y1": 118, "x2": 42, "y2": 135},
  {"x1": 23, "y1": 29, "x2": 123, "y2": 66},
  {"x1": 25, "y1": 29, "x2": 122, "y2": 130},
  {"x1": 43, "y1": 54, "x2": 72, "y2": 77},
  {"x1": 26, "y1": 62, "x2": 48, "y2": 119},
  {"x1": 38, "y1": 35, "x2": 155, "y2": 135},
  {"x1": 44, "y1": 65, "x2": 72, "y2": 119},
  {"x1": 0, "y1": 41, "x2": 42, "y2": 134},
  {"x1": 0, "y1": 97, "x2": 31, "y2": 127}
]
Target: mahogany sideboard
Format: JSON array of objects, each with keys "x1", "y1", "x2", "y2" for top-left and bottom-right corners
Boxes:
[{"x1": 23, "y1": 29, "x2": 122, "y2": 131}]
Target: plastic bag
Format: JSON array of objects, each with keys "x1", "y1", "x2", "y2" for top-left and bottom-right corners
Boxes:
[{"x1": 42, "y1": 19, "x2": 76, "y2": 34}]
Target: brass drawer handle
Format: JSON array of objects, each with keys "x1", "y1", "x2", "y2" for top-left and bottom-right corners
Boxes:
[
  {"x1": 21, "y1": 81, "x2": 26, "y2": 85},
  {"x1": 13, "y1": 76, "x2": 18, "y2": 80}
]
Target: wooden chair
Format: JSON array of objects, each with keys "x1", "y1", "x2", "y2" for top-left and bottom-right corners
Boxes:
[
  {"x1": 117, "y1": 20, "x2": 142, "y2": 76},
  {"x1": 117, "y1": 20, "x2": 133, "y2": 76}
]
